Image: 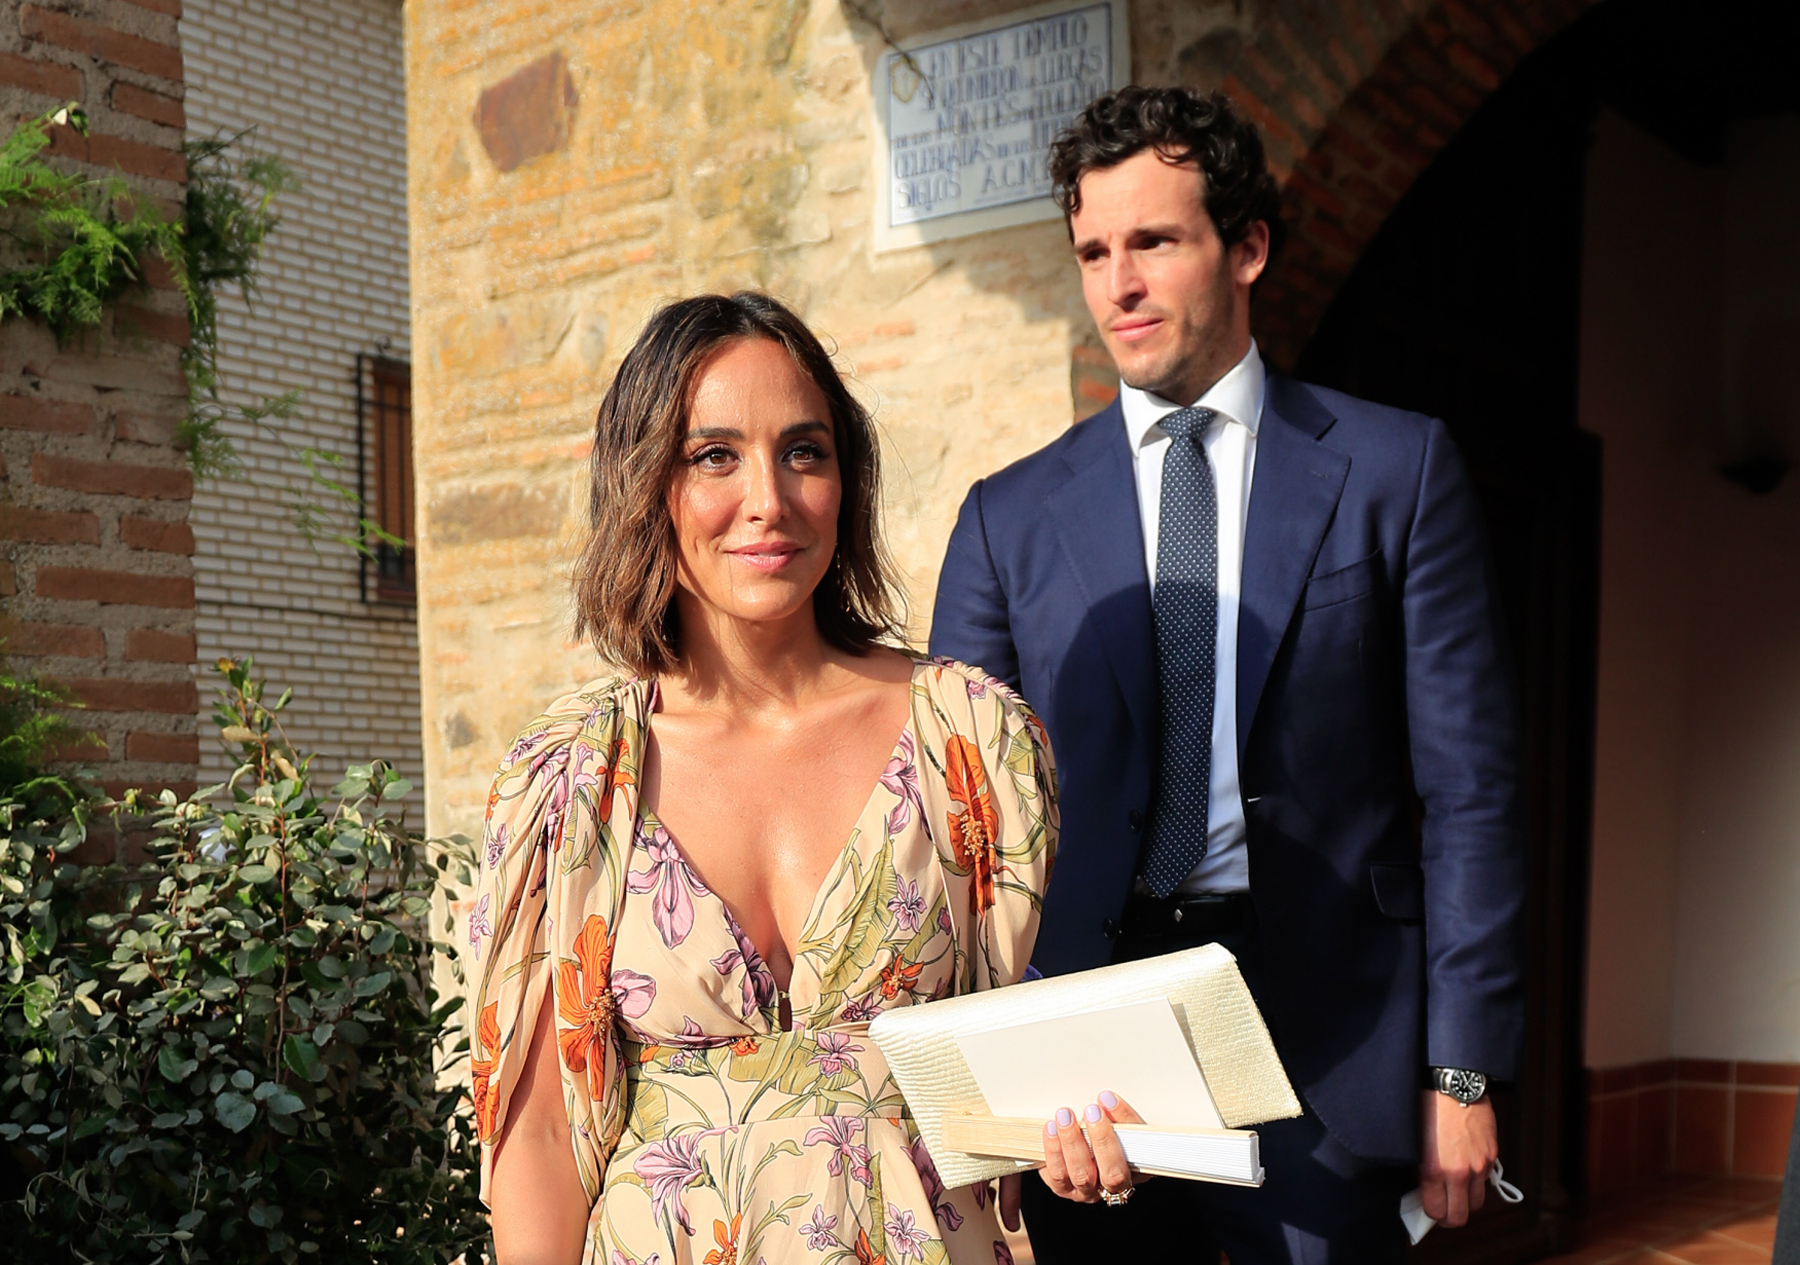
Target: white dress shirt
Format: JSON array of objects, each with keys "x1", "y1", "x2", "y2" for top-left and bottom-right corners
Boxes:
[{"x1": 1119, "y1": 341, "x2": 1265, "y2": 894}]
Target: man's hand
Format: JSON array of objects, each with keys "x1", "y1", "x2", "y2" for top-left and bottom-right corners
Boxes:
[{"x1": 1418, "y1": 1090, "x2": 1497, "y2": 1228}]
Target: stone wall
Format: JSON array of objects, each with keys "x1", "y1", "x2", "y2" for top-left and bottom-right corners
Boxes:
[
  {"x1": 181, "y1": 0, "x2": 421, "y2": 813},
  {"x1": 1, "y1": 0, "x2": 196, "y2": 850},
  {"x1": 404, "y1": 0, "x2": 1593, "y2": 842}
]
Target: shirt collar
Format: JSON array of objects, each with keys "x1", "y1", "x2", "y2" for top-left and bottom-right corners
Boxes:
[{"x1": 1119, "y1": 340, "x2": 1266, "y2": 450}]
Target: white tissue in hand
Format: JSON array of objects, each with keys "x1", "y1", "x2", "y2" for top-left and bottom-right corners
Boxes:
[{"x1": 1399, "y1": 1161, "x2": 1524, "y2": 1244}]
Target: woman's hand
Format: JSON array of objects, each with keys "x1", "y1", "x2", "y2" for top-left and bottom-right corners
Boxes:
[{"x1": 1039, "y1": 1090, "x2": 1145, "y2": 1203}]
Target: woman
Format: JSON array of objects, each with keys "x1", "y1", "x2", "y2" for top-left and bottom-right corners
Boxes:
[{"x1": 468, "y1": 292, "x2": 1059, "y2": 1265}]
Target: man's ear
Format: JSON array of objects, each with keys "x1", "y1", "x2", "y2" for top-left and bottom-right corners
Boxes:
[{"x1": 1233, "y1": 220, "x2": 1272, "y2": 288}]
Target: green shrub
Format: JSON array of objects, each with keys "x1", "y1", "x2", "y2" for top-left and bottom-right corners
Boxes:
[{"x1": 0, "y1": 660, "x2": 491, "y2": 1263}]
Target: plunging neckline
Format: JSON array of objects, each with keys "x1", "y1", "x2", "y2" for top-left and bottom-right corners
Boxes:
[{"x1": 637, "y1": 698, "x2": 919, "y2": 1017}]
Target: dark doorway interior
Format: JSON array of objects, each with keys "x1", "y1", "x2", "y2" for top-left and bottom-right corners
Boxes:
[{"x1": 1290, "y1": 1, "x2": 1799, "y2": 1261}]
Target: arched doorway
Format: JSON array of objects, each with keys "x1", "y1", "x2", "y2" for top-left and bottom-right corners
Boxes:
[{"x1": 1294, "y1": 1, "x2": 1800, "y2": 1260}]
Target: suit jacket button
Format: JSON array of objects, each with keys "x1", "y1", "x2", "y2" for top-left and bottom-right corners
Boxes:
[
  {"x1": 1128, "y1": 810, "x2": 1143, "y2": 832},
  {"x1": 1102, "y1": 918, "x2": 1120, "y2": 939}
]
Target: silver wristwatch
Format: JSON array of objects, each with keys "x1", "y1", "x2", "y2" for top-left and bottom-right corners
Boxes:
[{"x1": 1430, "y1": 1066, "x2": 1488, "y2": 1106}]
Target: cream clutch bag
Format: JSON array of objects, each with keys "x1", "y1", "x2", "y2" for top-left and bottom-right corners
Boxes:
[{"x1": 867, "y1": 942, "x2": 1302, "y2": 1189}]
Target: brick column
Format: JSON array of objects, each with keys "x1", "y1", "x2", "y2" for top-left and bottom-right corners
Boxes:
[{"x1": 2, "y1": 0, "x2": 197, "y2": 855}]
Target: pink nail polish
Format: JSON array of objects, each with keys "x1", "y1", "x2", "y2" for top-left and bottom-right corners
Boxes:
[
  {"x1": 1056, "y1": 1107, "x2": 1074, "y2": 1128},
  {"x1": 1084, "y1": 1104, "x2": 1102, "y2": 1123},
  {"x1": 1099, "y1": 1091, "x2": 1119, "y2": 1110},
  {"x1": 1047, "y1": 1120, "x2": 1059, "y2": 1137}
]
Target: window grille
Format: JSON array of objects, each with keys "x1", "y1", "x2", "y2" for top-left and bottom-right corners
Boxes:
[{"x1": 356, "y1": 352, "x2": 415, "y2": 604}]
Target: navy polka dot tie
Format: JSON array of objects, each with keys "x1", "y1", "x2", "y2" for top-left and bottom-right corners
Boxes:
[{"x1": 1141, "y1": 406, "x2": 1218, "y2": 898}]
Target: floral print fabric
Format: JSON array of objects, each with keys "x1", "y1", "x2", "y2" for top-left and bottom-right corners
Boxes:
[{"x1": 470, "y1": 659, "x2": 1057, "y2": 1264}]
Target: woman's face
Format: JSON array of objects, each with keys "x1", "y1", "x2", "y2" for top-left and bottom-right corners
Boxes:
[{"x1": 666, "y1": 337, "x2": 843, "y2": 633}]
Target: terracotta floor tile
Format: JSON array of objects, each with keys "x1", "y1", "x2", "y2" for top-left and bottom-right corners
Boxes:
[
  {"x1": 1543, "y1": 1237, "x2": 1664, "y2": 1264},
  {"x1": 1702, "y1": 1178, "x2": 1782, "y2": 1205},
  {"x1": 1652, "y1": 1229, "x2": 1770, "y2": 1264},
  {"x1": 1618, "y1": 1198, "x2": 1745, "y2": 1230},
  {"x1": 1711, "y1": 1214, "x2": 1777, "y2": 1250}
]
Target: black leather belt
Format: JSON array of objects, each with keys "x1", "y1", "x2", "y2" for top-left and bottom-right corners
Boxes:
[{"x1": 1116, "y1": 890, "x2": 1254, "y2": 942}]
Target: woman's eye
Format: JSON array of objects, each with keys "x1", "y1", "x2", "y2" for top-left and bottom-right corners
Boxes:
[
  {"x1": 785, "y1": 442, "x2": 829, "y2": 466},
  {"x1": 690, "y1": 445, "x2": 735, "y2": 469}
]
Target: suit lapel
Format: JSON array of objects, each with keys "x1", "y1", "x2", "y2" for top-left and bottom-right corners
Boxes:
[
  {"x1": 1238, "y1": 375, "x2": 1349, "y2": 753},
  {"x1": 1044, "y1": 401, "x2": 1156, "y2": 746}
]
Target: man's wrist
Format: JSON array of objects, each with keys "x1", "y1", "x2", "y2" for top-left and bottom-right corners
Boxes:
[{"x1": 1428, "y1": 1066, "x2": 1488, "y2": 1106}]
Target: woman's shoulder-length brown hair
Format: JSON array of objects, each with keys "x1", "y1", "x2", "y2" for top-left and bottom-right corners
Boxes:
[{"x1": 572, "y1": 291, "x2": 907, "y2": 676}]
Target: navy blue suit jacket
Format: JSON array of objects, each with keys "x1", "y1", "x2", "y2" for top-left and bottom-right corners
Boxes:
[{"x1": 928, "y1": 374, "x2": 1526, "y2": 1164}]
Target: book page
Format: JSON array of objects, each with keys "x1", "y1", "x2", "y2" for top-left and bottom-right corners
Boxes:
[{"x1": 954, "y1": 998, "x2": 1225, "y2": 1130}]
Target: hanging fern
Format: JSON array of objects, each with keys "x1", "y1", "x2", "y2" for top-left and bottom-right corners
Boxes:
[
  {"x1": 0, "y1": 105, "x2": 192, "y2": 341},
  {"x1": 0, "y1": 105, "x2": 397, "y2": 560}
]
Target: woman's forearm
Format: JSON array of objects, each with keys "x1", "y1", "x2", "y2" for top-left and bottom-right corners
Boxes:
[{"x1": 490, "y1": 997, "x2": 590, "y2": 1264}]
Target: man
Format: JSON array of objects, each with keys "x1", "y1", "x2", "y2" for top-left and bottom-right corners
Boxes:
[{"x1": 930, "y1": 87, "x2": 1525, "y2": 1262}]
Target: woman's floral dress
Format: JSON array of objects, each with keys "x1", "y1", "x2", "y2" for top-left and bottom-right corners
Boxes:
[{"x1": 468, "y1": 658, "x2": 1058, "y2": 1265}]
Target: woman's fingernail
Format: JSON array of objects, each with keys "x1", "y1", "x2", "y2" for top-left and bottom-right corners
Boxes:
[
  {"x1": 1085, "y1": 1104, "x2": 1102, "y2": 1123},
  {"x1": 1099, "y1": 1091, "x2": 1119, "y2": 1110},
  {"x1": 1056, "y1": 1107, "x2": 1074, "y2": 1128},
  {"x1": 1046, "y1": 1120, "x2": 1059, "y2": 1137}
]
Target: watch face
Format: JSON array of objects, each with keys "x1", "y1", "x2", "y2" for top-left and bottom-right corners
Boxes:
[{"x1": 1442, "y1": 1068, "x2": 1487, "y2": 1102}]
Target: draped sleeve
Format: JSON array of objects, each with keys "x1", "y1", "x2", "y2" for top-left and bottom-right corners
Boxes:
[
  {"x1": 913, "y1": 658, "x2": 1059, "y2": 994},
  {"x1": 465, "y1": 675, "x2": 652, "y2": 1206}
]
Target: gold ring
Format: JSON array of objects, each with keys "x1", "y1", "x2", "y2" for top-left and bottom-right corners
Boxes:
[{"x1": 1100, "y1": 1186, "x2": 1134, "y2": 1207}]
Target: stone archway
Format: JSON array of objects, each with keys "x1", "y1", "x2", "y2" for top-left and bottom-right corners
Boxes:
[{"x1": 1189, "y1": 0, "x2": 1604, "y2": 366}]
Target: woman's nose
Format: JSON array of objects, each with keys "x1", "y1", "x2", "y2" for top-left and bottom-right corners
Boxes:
[{"x1": 742, "y1": 453, "x2": 783, "y2": 521}]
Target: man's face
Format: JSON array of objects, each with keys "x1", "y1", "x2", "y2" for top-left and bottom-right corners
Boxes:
[{"x1": 1070, "y1": 149, "x2": 1269, "y2": 405}]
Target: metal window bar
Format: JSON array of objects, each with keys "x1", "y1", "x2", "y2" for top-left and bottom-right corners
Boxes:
[{"x1": 355, "y1": 352, "x2": 415, "y2": 604}]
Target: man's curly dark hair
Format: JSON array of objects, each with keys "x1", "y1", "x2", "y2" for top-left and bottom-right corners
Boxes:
[{"x1": 1049, "y1": 87, "x2": 1286, "y2": 261}]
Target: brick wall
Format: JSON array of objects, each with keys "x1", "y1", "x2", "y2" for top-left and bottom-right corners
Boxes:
[
  {"x1": 180, "y1": 0, "x2": 422, "y2": 816},
  {"x1": 1, "y1": 0, "x2": 196, "y2": 845}
]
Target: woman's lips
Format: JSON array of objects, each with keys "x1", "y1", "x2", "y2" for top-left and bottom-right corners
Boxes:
[{"x1": 727, "y1": 542, "x2": 803, "y2": 574}]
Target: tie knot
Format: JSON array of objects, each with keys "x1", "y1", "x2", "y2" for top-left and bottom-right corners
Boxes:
[{"x1": 1160, "y1": 406, "x2": 1215, "y2": 441}]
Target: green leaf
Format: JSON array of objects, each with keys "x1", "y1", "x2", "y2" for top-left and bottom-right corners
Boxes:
[
  {"x1": 213, "y1": 1091, "x2": 255, "y2": 1132},
  {"x1": 157, "y1": 1044, "x2": 198, "y2": 1083},
  {"x1": 238, "y1": 864, "x2": 276, "y2": 884},
  {"x1": 316, "y1": 954, "x2": 344, "y2": 979},
  {"x1": 263, "y1": 1089, "x2": 304, "y2": 1116},
  {"x1": 231, "y1": 1068, "x2": 254, "y2": 1089},
  {"x1": 282, "y1": 1035, "x2": 323, "y2": 1082},
  {"x1": 72, "y1": 1114, "x2": 109, "y2": 1141},
  {"x1": 244, "y1": 940, "x2": 279, "y2": 976},
  {"x1": 352, "y1": 971, "x2": 392, "y2": 999}
]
